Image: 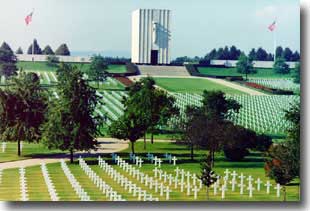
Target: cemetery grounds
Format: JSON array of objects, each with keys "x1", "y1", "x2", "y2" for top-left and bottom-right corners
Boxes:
[{"x1": 0, "y1": 63, "x2": 300, "y2": 201}]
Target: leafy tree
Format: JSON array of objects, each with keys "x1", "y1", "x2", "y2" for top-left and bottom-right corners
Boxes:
[
  {"x1": 0, "y1": 72, "x2": 47, "y2": 156},
  {"x1": 282, "y1": 47, "x2": 293, "y2": 61},
  {"x1": 87, "y1": 55, "x2": 108, "y2": 87},
  {"x1": 256, "y1": 47, "x2": 268, "y2": 61},
  {"x1": 0, "y1": 42, "x2": 18, "y2": 79},
  {"x1": 204, "y1": 49, "x2": 217, "y2": 61},
  {"x1": 222, "y1": 46, "x2": 230, "y2": 60},
  {"x1": 46, "y1": 55, "x2": 59, "y2": 67},
  {"x1": 236, "y1": 54, "x2": 256, "y2": 80},
  {"x1": 273, "y1": 57, "x2": 290, "y2": 74},
  {"x1": 275, "y1": 46, "x2": 284, "y2": 59},
  {"x1": 42, "y1": 45, "x2": 55, "y2": 55},
  {"x1": 55, "y1": 43, "x2": 70, "y2": 56},
  {"x1": 42, "y1": 64, "x2": 101, "y2": 163},
  {"x1": 215, "y1": 48, "x2": 224, "y2": 59},
  {"x1": 27, "y1": 39, "x2": 42, "y2": 54},
  {"x1": 267, "y1": 53, "x2": 274, "y2": 61},
  {"x1": 293, "y1": 62, "x2": 300, "y2": 83},
  {"x1": 16, "y1": 47, "x2": 23, "y2": 54},
  {"x1": 200, "y1": 155, "x2": 217, "y2": 200}
]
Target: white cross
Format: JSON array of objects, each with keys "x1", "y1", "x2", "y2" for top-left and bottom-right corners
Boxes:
[
  {"x1": 157, "y1": 159, "x2": 162, "y2": 168},
  {"x1": 230, "y1": 179, "x2": 237, "y2": 191},
  {"x1": 135, "y1": 156, "x2": 140, "y2": 165},
  {"x1": 255, "y1": 178, "x2": 262, "y2": 191},
  {"x1": 185, "y1": 171, "x2": 191, "y2": 184},
  {"x1": 164, "y1": 186, "x2": 171, "y2": 200},
  {"x1": 265, "y1": 180, "x2": 272, "y2": 194},
  {"x1": 138, "y1": 158, "x2": 144, "y2": 168},
  {"x1": 153, "y1": 167, "x2": 158, "y2": 177},
  {"x1": 213, "y1": 183, "x2": 218, "y2": 195},
  {"x1": 154, "y1": 156, "x2": 158, "y2": 166},
  {"x1": 192, "y1": 174, "x2": 196, "y2": 186},
  {"x1": 172, "y1": 156, "x2": 177, "y2": 166},
  {"x1": 168, "y1": 174, "x2": 173, "y2": 185},
  {"x1": 247, "y1": 184, "x2": 255, "y2": 198},
  {"x1": 220, "y1": 185, "x2": 227, "y2": 199},
  {"x1": 238, "y1": 183, "x2": 245, "y2": 195},
  {"x1": 162, "y1": 172, "x2": 168, "y2": 183},
  {"x1": 231, "y1": 171, "x2": 238, "y2": 181},
  {"x1": 238, "y1": 173, "x2": 246, "y2": 184},
  {"x1": 160, "y1": 183, "x2": 164, "y2": 196},
  {"x1": 186, "y1": 183, "x2": 191, "y2": 196},
  {"x1": 192, "y1": 186, "x2": 200, "y2": 200},
  {"x1": 174, "y1": 167, "x2": 180, "y2": 177},
  {"x1": 247, "y1": 175, "x2": 254, "y2": 186},
  {"x1": 224, "y1": 169, "x2": 230, "y2": 179},
  {"x1": 274, "y1": 183, "x2": 281, "y2": 197},
  {"x1": 174, "y1": 176, "x2": 179, "y2": 189}
]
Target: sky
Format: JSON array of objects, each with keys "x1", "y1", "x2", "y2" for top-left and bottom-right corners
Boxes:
[{"x1": 0, "y1": 0, "x2": 300, "y2": 58}]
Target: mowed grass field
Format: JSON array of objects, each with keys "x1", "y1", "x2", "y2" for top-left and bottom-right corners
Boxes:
[
  {"x1": 0, "y1": 142, "x2": 300, "y2": 201},
  {"x1": 197, "y1": 67, "x2": 295, "y2": 79},
  {"x1": 153, "y1": 77, "x2": 246, "y2": 95},
  {"x1": 17, "y1": 61, "x2": 127, "y2": 73}
]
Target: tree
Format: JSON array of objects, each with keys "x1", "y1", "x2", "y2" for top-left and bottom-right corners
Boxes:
[
  {"x1": 256, "y1": 47, "x2": 268, "y2": 61},
  {"x1": 204, "y1": 49, "x2": 217, "y2": 61},
  {"x1": 0, "y1": 72, "x2": 47, "y2": 156},
  {"x1": 46, "y1": 55, "x2": 59, "y2": 67},
  {"x1": 87, "y1": 55, "x2": 108, "y2": 87},
  {"x1": 42, "y1": 45, "x2": 55, "y2": 55},
  {"x1": 16, "y1": 47, "x2": 23, "y2": 54},
  {"x1": 291, "y1": 51, "x2": 300, "y2": 61},
  {"x1": 248, "y1": 48, "x2": 257, "y2": 61},
  {"x1": 0, "y1": 42, "x2": 18, "y2": 79},
  {"x1": 273, "y1": 57, "x2": 290, "y2": 74},
  {"x1": 229, "y1": 45, "x2": 241, "y2": 60},
  {"x1": 42, "y1": 64, "x2": 101, "y2": 163},
  {"x1": 275, "y1": 46, "x2": 283, "y2": 59},
  {"x1": 265, "y1": 102, "x2": 300, "y2": 201},
  {"x1": 55, "y1": 44, "x2": 70, "y2": 56},
  {"x1": 293, "y1": 62, "x2": 300, "y2": 84},
  {"x1": 236, "y1": 54, "x2": 256, "y2": 80},
  {"x1": 282, "y1": 47, "x2": 293, "y2": 61},
  {"x1": 200, "y1": 155, "x2": 217, "y2": 200},
  {"x1": 27, "y1": 39, "x2": 42, "y2": 54}
]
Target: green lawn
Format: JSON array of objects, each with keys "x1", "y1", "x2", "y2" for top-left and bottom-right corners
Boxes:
[
  {"x1": 197, "y1": 67, "x2": 295, "y2": 79},
  {"x1": 154, "y1": 77, "x2": 246, "y2": 95},
  {"x1": 0, "y1": 141, "x2": 300, "y2": 201},
  {"x1": 0, "y1": 142, "x2": 65, "y2": 163},
  {"x1": 17, "y1": 61, "x2": 127, "y2": 73}
]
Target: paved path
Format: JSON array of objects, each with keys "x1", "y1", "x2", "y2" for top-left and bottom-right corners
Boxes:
[{"x1": 0, "y1": 138, "x2": 128, "y2": 170}]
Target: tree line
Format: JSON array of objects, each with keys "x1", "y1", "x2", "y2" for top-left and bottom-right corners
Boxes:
[{"x1": 171, "y1": 45, "x2": 300, "y2": 65}]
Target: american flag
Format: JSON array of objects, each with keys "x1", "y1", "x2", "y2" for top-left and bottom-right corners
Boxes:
[
  {"x1": 268, "y1": 21, "x2": 276, "y2": 32},
  {"x1": 25, "y1": 11, "x2": 33, "y2": 25}
]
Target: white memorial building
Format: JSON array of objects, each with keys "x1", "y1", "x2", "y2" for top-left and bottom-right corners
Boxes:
[{"x1": 131, "y1": 9, "x2": 171, "y2": 65}]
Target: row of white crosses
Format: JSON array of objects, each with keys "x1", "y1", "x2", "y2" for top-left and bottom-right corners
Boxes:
[
  {"x1": 78, "y1": 157, "x2": 125, "y2": 201},
  {"x1": 19, "y1": 167, "x2": 28, "y2": 201},
  {"x1": 60, "y1": 159, "x2": 90, "y2": 201},
  {"x1": 1, "y1": 142, "x2": 6, "y2": 153},
  {"x1": 41, "y1": 163, "x2": 59, "y2": 201},
  {"x1": 100, "y1": 156, "x2": 159, "y2": 201},
  {"x1": 212, "y1": 169, "x2": 282, "y2": 199}
]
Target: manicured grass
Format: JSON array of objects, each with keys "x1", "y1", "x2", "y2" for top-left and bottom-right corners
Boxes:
[
  {"x1": 17, "y1": 61, "x2": 126, "y2": 73},
  {"x1": 197, "y1": 67, "x2": 295, "y2": 79},
  {"x1": 154, "y1": 77, "x2": 246, "y2": 95},
  {"x1": 0, "y1": 142, "x2": 65, "y2": 163},
  {"x1": 0, "y1": 141, "x2": 300, "y2": 201}
]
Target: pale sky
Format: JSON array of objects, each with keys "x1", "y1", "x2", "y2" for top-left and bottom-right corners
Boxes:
[{"x1": 0, "y1": 0, "x2": 300, "y2": 58}]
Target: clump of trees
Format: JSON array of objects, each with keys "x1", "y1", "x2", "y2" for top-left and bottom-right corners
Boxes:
[
  {"x1": 42, "y1": 45, "x2": 54, "y2": 55},
  {"x1": 0, "y1": 42, "x2": 18, "y2": 79},
  {"x1": 87, "y1": 55, "x2": 108, "y2": 87},
  {"x1": 42, "y1": 64, "x2": 102, "y2": 163}
]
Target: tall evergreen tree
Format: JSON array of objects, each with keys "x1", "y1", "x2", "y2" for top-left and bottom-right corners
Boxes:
[
  {"x1": 27, "y1": 39, "x2": 42, "y2": 54},
  {"x1": 42, "y1": 45, "x2": 55, "y2": 55},
  {"x1": 0, "y1": 42, "x2": 18, "y2": 79},
  {"x1": 275, "y1": 46, "x2": 284, "y2": 59},
  {"x1": 16, "y1": 47, "x2": 23, "y2": 54},
  {"x1": 282, "y1": 47, "x2": 293, "y2": 61},
  {"x1": 55, "y1": 43, "x2": 70, "y2": 56}
]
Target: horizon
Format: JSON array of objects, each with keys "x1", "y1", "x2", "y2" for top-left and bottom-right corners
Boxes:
[{"x1": 0, "y1": 0, "x2": 300, "y2": 58}]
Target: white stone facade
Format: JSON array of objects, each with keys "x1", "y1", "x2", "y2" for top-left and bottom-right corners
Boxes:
[{"x1": 131, "y1": 9, "x2": 171, "y2": 64}]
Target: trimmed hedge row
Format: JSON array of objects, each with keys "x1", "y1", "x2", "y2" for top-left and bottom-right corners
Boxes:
[{"x1": 244, "y1": 82, "x2": 294, "y2": 95}]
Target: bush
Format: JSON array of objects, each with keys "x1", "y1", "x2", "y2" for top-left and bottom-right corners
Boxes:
[
  {"x1": 223, "y1": 146, "x2": 249, "y2": 161},
  {"x1": 273, "y1": 57, "x2": 290, "y2": 74}
]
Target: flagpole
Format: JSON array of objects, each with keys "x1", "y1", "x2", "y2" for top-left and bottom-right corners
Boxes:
[{"x1": 273, "y1": 29, "x2": 276, "y2": 63}]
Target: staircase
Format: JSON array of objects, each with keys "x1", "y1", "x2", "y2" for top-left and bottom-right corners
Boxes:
[{"x1": 137, "y1": 65, "x2": 190, "y2": 77}]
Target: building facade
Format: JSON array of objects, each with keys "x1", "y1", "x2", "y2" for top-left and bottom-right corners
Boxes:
[{"x1": 131, "y1": 9, "x2": 171, "y2": 65}]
